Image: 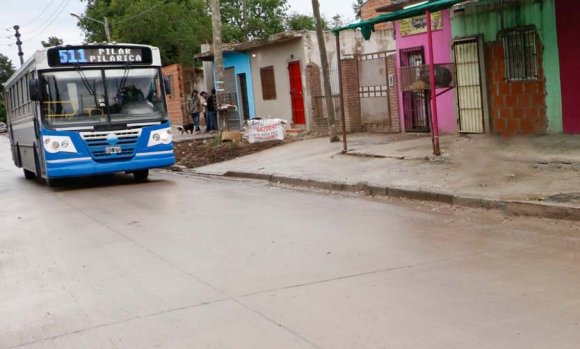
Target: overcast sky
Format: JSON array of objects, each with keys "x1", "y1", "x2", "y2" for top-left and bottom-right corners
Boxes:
[{"x1": 0, "y1": 0, "x2": 356, "y2": 67}]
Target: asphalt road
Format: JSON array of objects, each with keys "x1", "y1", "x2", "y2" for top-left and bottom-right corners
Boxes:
[{"x1": 1, "y1": 134, "x2": 580, "y2": 349}]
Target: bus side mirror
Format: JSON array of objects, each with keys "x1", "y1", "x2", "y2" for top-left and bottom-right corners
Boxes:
[
  {"x1": 163, "y1": 76, "x2": 172, "y2": 96},
  {"x1": 29, "y1": 79, "x2": 41, "y2": 101}
]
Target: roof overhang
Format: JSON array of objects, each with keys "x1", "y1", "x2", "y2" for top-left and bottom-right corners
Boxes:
[
  {"x1": 195, "y1": 31, "x2": 306, "y2": 61},
  {"x1": 333, "y1": 0, "x2": 466, "y2": 40}
]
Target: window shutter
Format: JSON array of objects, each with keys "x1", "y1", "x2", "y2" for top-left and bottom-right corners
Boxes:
[{"x1": 260, "y1": 66, "x2": 277, "y2": 100}]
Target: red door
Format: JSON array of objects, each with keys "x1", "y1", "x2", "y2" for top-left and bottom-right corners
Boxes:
[
  {"x1": 288, "y1": 61, "x2": 305, "y2": 125},
  {"x1": 557, "y1": 0, "x2": 580, "y2": 134}
]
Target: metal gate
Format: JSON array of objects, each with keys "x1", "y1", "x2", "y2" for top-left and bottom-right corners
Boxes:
[
  {"x1": 223, "y1": 67, "x2": 241, "y2": 130},
  {"x1": 400, "y1": 47, "x2": 430, "y2": 132},
  {"x1": 357, "y1": 51, "x2": 398, "y2": 132},
  {"x1": 453, "y1": 38, "x2": 485, "y2": 133}
]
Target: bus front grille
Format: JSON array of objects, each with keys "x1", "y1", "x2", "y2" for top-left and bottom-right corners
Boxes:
[{"x1": 80, "y1": 129, "x2": 142, "y2": 161}]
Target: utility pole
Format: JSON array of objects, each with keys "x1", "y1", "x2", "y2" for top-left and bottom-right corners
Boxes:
[
  {"x1": 13, "y1": 25, "x2": 23, "y2": 66},
  {"x1": 103, "y1": 17, "x2": 112, "y2": 43},
  {"x1": 312, "y1": 0, "x2": 339, "y2": 142},
  {"x1": 211, "y1": 0, "x2": 225, "y2": 131}
]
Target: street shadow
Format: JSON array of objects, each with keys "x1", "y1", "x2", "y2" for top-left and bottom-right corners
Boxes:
[{"x1": 28, "y1": 173, "x2": 176, "y2": 192}]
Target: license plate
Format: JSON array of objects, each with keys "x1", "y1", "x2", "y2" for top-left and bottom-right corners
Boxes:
[{"x1": 105, "y1": 146, "x2": 122, "y2": 154}]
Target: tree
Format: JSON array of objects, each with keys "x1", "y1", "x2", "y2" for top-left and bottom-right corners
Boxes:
[
  {"x1": 286, "y1": 13, "x2": 316, "y2": 31},
  {"x1": 78, "y1": 0, "x2": 211, "y2": 66},
  {"x1": 352, "y1": 0, "x2": 364, "y2": 20},
  {"x1": 0, "y1": 54, "x2": 15, "y2": 122},
  {"x1": 330, "y1": 14, "x2": 346, "y2": 29},
  {"x1": 41, "y1": 36, "x2": 63, "y2": 47},
  {"x1": 285, "y1": 13, "x2": 331, "y2": 31},
  {"x1": 312, "y1": 0, "x2": 339, "y2": 143},
  {"x1": 221, "y1": 0, "x2": 288, "y2": 42}
]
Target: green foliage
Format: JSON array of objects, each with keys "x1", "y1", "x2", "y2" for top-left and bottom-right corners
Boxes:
[
  {"x1": 0, "y1": 54, "x2": 15, "y2": 122},
  {"x1": 41, "y1": 36, "x2": 64, "y2": 47},
  {"x1": 78, "y1": 0, "x2": 211, "y2": 66},
  {"x1": 353, "y1": 0, "x2": 364, "y2": 20},
  {"x1": 0, "y1": 100, "x2": 6, "y2": 123},
  {"x1": 286, "y1": 13, "x2": 316, "y2": 31},
  {"x1": 77, "y1": 0, "x2": 341, "y2": 64},
  {"x1": 330, "y1": 14, "x2": 346, "y2": 29},
  {"x1": 221, "y1": 0, "x2": 288, "y2": 42}
]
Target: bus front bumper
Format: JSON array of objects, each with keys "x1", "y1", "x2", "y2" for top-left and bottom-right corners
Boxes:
[{"x1": 45, "y1": 150, "x2": 176, "y2": 179}]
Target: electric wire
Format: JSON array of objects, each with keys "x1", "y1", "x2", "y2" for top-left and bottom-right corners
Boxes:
[
  {"x1": 116, "y1": 0, "x2": 167, "y2": 24},
  {"x1": 22, "y1": 0, "x2": 58, "y2": 28},
  {"x1": 21, "y1": 0, "x2": 71, "y2": 36},
  {"x1": 24, "y1": 0, "x2": 74, "y2": 41}
]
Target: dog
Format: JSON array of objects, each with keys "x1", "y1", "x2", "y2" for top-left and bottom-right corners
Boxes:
[{"x1": 176, "y1": 123, "x2": 194, "y2": 135}]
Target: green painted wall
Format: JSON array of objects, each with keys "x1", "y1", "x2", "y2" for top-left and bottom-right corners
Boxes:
[{"x1": 451, "y1": 0, "x2": 563, "y2": 133}]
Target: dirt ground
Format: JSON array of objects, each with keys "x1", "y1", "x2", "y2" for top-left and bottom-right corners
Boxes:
[{"x1": 174, "y1": 138, "x2": 287, "y2": 168}]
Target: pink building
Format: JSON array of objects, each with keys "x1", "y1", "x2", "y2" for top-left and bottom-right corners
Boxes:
[{"x1": 395, "y1": 9, "x2": 455, "y2": 134}]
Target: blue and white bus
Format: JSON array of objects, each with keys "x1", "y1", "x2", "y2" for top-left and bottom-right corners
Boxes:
[{"x1": 3, "y1": 43, "x2": 175, "y2": 185}]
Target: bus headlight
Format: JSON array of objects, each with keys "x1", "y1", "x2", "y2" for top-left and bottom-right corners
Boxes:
[
  {"x1": 148, "y1": 127, "x2": 173, "y2": 147},
  {"x1": 42, "y1": 136, "x2": 78, "y2": 154}
]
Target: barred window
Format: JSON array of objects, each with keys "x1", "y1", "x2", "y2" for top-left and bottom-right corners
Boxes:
[{"x1": 502, "y1": 28, "x2": 538, "y2": 81}]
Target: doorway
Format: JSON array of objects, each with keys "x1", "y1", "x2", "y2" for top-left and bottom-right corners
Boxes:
[
  {"x1": 288, "y1": 61, "x2": 305, "y2": 125},
  {"x1": 400, "y1": 47, "x2": 430, "y2": 132},
  {"x1": 557, "y1": 0, "x2": 580, "y2": 134},
  {"x1": 453, "y1": 37, "x2": 485, "y2": 133},
  {"x1": 237, "y1": 73, "x2": 250, "y2": 120}
]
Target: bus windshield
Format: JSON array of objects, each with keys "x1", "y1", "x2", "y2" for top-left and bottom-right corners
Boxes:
[{"x1": 40, "y1": 68, "x2": 166, "y2": 127}]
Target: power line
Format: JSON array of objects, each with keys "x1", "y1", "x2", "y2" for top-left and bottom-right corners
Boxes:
[
  {"x1": 24, "y1": 0, "x2": 73, "y2": 41},
  {"x1": 22, "y1": 0, "x2": 70, "y2": 36},
  {"x1": 116, "y1": 0, "x2": 168, "y2": 24},
  {"x1": 22, "y1": 0, "x2": 58, "y2": 27}
]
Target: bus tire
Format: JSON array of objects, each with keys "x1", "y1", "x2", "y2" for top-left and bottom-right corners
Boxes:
[
  {"x1": 23, "y1": 169, "x2": 36, "y2": 180},
  {"x1": 133, "y1": 170, "x2": 149, "y2": 181}
]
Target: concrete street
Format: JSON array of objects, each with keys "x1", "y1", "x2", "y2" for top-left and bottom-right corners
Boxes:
[{"x1": 1, "y1": 134, "x2": 580, "y2": 349}]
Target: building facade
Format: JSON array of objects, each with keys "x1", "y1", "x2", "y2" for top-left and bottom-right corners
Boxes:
[
  {"x1": 360, "y1": 1, "x2": 456, "y2": 134},
  {"x1": 161, "y1": 64, "x2": 205, "y2": 126},
  {"x1": 198, "y1": 30, "x2": 397, "y2": 133},
  {"x1": 451, "y1": 0, "x2": 559, "y2": 136}
]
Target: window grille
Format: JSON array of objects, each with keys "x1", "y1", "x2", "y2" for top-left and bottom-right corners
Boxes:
[{"x1": 502, "y1": 28, "x2": 538, "y2": 81}]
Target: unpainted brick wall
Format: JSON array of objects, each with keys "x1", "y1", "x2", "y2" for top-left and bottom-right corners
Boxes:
[
  {"x1": 305, "y1": 63, "x2": 328, "y2": 134},
  {"x1": 341, "y1": 59, "x2": 362, "y2": 132},
  {"x1": 162, "y1": 64, "x2": 187, "y2": 126},
  {"x1": 305, "y1": 60, "x2": 362, "y2": 134},
  {"x1": 485, "y1": 41, "x2": 547, "y2": 136},
  {"x1": 360, "y1": 0, "x2": 394, "y2": 31}
]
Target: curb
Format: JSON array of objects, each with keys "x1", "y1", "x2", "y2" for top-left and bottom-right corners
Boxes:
[{"x1": 222, "y1": 171, "x2": 580, "y2": 221}]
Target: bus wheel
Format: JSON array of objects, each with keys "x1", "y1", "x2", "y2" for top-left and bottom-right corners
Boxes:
[
  {"x1": 133, "y1": 170, "x2": 149, "y2": 181},
  {"x1": 23, "y1": 169, "x2": 36, "y2": 180}
]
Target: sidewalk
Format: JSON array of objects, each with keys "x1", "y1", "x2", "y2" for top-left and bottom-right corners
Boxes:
[
  {"x1": 192, "y1": 133, "x2": 580, "y2": 220},
  {"x1": 171, "y1": 125, "x2": 215, "y2": 143}
]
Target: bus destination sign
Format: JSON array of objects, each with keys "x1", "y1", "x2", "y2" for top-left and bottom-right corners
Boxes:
[{"x1": 47, "y1": 46, "x2": 153, "y2": 66}]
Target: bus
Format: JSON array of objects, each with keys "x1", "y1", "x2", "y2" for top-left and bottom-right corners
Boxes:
[{"x1": 3, "y1": 43, "x2": 175, "y2": 185}]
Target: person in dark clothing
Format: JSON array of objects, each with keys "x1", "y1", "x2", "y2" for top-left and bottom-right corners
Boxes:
[
  {"x1": 200, "y1": 91, "x2": 208, "y2": 131},
  {"x1": 206, "y1": 89, "x2": 218, "y2": 132}
]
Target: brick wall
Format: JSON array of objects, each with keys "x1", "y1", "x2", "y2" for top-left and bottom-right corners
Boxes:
[
  {"x1": 162, "y1": 64, "x2": 187, "y2": 126},
  {"x1": 341, "y1": 58, "x2": 362, "y2": 132},
  {"x1": 486, "y1": 41, "x2": 547, "y2": 136},
  {"x1": 305, "y1": 61, "x2": 362, "y2": 134},
  {"x1": 305, "y1": 63, "x2": 327, "y2": 134},
  {"x1": 360, "y1": 0, "x2": 394, "y2": 31}
]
